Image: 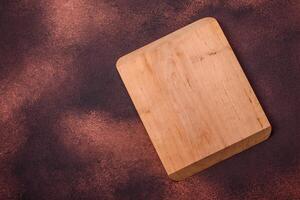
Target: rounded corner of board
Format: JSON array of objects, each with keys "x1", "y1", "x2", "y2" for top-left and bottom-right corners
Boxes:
[
  {"x1": 203, "y1": 16, "x2": 218, "y2": 23},
  {"x1": 265, "y1": 125, "x2": 272, "y2": 138},
  {"x1": 116, "y1": 56, "x2": 126, "y2": 70}
]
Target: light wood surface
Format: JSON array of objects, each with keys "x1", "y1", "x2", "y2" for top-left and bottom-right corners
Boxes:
[{"x1": 116, "y1": 17, "x2": 271, "y2": 181}]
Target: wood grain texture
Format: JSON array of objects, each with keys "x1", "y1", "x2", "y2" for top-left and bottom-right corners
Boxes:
[{"x1": 116, "y1": 17, "x2": 271, "y2": 181}]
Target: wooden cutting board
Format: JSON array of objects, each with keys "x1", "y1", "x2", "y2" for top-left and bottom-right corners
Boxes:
[{"x1": 116, "y1": 17, "x2": 271, "y2": 181}]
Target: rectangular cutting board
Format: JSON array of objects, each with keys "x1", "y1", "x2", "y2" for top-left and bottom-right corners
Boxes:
[{"x1": 116, "y1": 17, "x2": 271, "y2": 181}]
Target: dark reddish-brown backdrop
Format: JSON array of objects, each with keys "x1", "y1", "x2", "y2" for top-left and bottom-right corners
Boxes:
[{"x1": 0, "y1": 0, "x2": 299, "y2": 199}]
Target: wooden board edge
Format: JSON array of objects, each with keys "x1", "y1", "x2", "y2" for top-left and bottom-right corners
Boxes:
[
  {"x1": 168, "y1": 125, "x2": 272, "y2": 181},
  {"x1": 115, "y1": 17, "x2": 218, "y2": 69}
]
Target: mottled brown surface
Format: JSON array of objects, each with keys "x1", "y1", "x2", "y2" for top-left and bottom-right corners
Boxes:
[{"x1": 0, "y1": 0, "x2": 299, "y2": 199}]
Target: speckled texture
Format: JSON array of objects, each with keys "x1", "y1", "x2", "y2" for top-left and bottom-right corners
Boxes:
[{"x1": 0, "y1": 0, "x2": 299, "y2": 199}]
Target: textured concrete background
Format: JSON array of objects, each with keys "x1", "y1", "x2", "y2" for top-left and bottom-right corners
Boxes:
[{"x1": 0, "y1": 0, "x2": 299, "y2": 199}]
